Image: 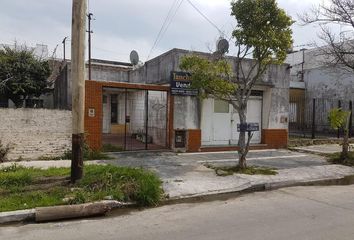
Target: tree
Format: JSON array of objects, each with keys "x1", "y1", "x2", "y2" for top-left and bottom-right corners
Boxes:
[
  {"x1": 180, "y1": 0, "x2": 293, "y2": 169},
  {"x1": 0, "y1": 44, "x2": 51, "y2": 108},
  {"x1": 328, "y1": 108, "x2": 351, "y2": 160},
  {"x1": 300, "y1": 0, "x2": 354, "y2": 71}
]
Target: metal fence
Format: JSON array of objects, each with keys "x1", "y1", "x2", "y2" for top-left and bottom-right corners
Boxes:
[{"x1": 289, "y1": 96, "x2": 353, "y2": 139}]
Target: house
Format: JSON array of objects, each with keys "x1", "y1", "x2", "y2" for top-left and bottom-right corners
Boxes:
[
  {"x1": 285, "y1": 46, "x2": 354, "y2": 137},
  {"x1": 73, "y1": 48, "x2": 290, "y2": 152},
  {"x1": 54, "y1": 58, "x2": 133, "y2": 109}
]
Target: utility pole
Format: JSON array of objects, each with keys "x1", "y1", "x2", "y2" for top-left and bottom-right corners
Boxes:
[
  {"x1": 71, "y1": 0, "x2": 86, "y2": 183},
  {"x1": 87, "y1": 13, "x2": 93, "y2": 80},
  {"x1": 62, "y1": 37, "x2": 67, "y2": 61}
]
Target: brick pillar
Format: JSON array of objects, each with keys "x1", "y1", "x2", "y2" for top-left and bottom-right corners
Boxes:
[{"x1": 85, "y1": 81, "x2": 103, "y2": 150}]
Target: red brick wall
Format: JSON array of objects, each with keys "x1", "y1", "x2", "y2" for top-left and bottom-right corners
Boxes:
[
  {"x1": 85, "y1": 81, "x2": 102, "y2": 150},
  {"x1": 262, "y1": 129, "x2": 288, "y2": 148},
  {"x1": 187, "y1": 129, "x2": 201, "y2": 152}
]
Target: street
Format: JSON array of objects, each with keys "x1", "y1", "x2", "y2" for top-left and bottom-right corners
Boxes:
[{"x1": 2, "y1": 185, "x2": 354, "y2": 240}]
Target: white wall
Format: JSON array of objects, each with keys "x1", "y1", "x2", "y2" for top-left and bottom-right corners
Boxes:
[{"x1": 0, "y1": 109, "x2": 71, "y2": 160}]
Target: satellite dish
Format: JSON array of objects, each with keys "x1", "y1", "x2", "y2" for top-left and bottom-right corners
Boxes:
[
  {"x1": 130, "y1": 50, "x2": 139, "y2": 65},
  {"x1": 216, "y1": 38, "x2": 229, "y2": 55}
]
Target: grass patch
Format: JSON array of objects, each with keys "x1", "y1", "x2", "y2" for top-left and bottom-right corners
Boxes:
[
  {"x1": 101, "y1": 144, "x2": 124, "y2": 152},
  {"x1": 0, "y1": 164, "x2": 163, "y2": 212},
  {"x1": 328, "y1": 152, "x2": 354, "y2": 166},
  {"x1": 205, "y1": 164, "x2": 277, "y2": 176}
]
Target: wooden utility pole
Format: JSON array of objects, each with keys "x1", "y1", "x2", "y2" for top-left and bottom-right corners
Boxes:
[{"x1": 71, "y1": 0, "x2": 86, "y2": 183}]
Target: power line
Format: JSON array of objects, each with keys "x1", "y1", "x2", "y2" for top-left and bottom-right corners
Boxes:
[
  {"x1": 160, "y1": 0, "x2": 184, "y2": 44},
  {"x1": 186, "y1": 0, "x2": 225, "y2": 36},
  {"x1": 146, "y1": 0, "x2": 184, "y2": 61}
]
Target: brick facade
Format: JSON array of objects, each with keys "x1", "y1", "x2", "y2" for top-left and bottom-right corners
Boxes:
[
  {"x1": 85, "y1": 80, "x2": 170, "y2": 150},
  {"x1": 187, "y1": 129, "x2": 201, "y2": 152},
  {"x1": 85, "y1": 81, "x2": 103, "y2": 150},
  {"x1": 261, "y1": 129, "x2": 288, "y2": 148}
]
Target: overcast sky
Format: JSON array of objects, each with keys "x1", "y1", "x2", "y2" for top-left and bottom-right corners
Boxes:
[{"x1": 0, "y1": 0, "x2": 329, "y2": 63}]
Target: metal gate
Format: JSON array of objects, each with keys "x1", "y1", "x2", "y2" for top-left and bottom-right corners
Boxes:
[{"x1": 102, "y1": 87, "x2": 168, "y2": 151}]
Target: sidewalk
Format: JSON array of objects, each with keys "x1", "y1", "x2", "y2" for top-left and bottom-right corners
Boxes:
[{"x1": 2, "y1": 149, "x2": 353, "y2": 200}]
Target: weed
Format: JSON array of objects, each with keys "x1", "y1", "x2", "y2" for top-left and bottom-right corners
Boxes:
[
  {"x1": 0, "y1": 141, "x2": 12, "y2": 162},
  {"x1": 328, "y1": 152, "x2": 354, "y2": 166},
  {"x1": 206, "y1": 164, "x2": 277, "y2": 176},
  {"x1": 0, "y1": 165, "x2": 163, "y2": 212},
  {"x1": 101, "y1": 144, "x2": 124, "y2": 152}
]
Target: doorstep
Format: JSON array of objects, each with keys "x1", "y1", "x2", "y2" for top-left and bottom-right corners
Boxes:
[{"x1": 200, "y1": 144, "x2": 268, "y2": 152}]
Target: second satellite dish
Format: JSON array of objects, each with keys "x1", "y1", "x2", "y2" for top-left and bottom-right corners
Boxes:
[
  {"x1": 216, "y1": 38, "x2": 229, "y2": 55},
  {"x1": 130, "y1": 50, "x2": 140, "y2": 66}
]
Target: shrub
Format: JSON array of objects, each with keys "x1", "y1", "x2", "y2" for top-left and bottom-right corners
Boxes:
[{"x1": 0, "y1": 141, "x2": 12, "y2": 163}]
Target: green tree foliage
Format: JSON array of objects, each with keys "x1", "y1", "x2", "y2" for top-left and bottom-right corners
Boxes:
[
  {"x1": 0, "y1": 45, "x2": 51, "y2": 108},
  {"x1": 181, "y1": 0, "x2": 293, "y2": 169},
  {"x1": 180, "y1": 56, "x2": 236, "y2": 100},
  {"x1": 328, "y1": 108, "x2": 350, "y2": 130},
  {"x1": 231, "y1": 0, "x2": 293, "y2": 64},
  {"x1": 328, "y1": 108, "x2": 351, "y2": 160}
]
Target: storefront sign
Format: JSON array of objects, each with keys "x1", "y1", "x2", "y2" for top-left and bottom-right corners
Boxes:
[
  {"x1": 170, "y1": 71, "x2": 198, "y2": 96},
  {"x1": 237, "y1": 122, "x2": 259, "y2": 132}
]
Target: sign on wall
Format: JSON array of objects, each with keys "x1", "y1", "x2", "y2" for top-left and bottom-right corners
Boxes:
[
  {"x1": 237, "y1": 122, "x2": 260, "y2": 132},
  {"x1": 170, "y1": 71, "x2": 198, "y2": 96}
]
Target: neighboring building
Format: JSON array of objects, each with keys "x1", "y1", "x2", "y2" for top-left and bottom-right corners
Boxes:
[
  {"x1": 54, "y1": 59, "x2": 133, "y2": 109},
  {"x1": 69, "y1": 48, "x2": 290, "y2": 152},
  {"x1": 286, "y1": 47, "x2": 354, "y2": 101},
  {"x1": 285, "y1": 46, "x2": 354, "y2": 136}
]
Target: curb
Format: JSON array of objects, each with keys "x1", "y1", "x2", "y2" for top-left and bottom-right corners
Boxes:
[
  {"x1": 0, "y1": 201, "x2": 136, "y2": 225},
  {"x1": 161, "y1": 175, "x2": 354, "y2": 205},
  {"x1": 0, "y1": 209, "x2": 35, "y2": 224}
]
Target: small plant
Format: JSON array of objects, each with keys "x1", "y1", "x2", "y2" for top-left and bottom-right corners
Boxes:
[
  {"x1": 101, "y1": 144, "x2": 124, "y2": 152},
  {"x1": 328, "y1": 108, "x2": 351, "y2": 161},
  {"x1": 1, "y1": 163, "x2": 24, "y2": 173},
  {"x1": 0, "y1": 141, "x2": 12, "y2": 163},
  {"x1": 205, "y1": 164, "x2": 277, "y2": 176}
]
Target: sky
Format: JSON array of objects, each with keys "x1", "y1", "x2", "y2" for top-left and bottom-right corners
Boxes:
[{"x1": 0, "y1": 0, "x2": 329, "y2": 63}]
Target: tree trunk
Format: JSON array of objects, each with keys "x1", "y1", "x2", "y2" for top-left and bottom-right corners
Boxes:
[
  {"x1": 341, "y1": 113, "x2": 351, "y2": 161},
  {"x1": 341, "y1": 129, "x2": 349, "y2": 161},
  {"x1": 238, "y1": 110, "x2": 247, "y2": 169}
]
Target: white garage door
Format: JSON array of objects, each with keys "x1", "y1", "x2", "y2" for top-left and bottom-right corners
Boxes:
[{"x1": 201, "y1": 96, "x2": 262, "y2": 146}]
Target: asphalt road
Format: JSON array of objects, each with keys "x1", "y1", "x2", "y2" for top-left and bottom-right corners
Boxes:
[{"x1": 2, "y1": 185, "x2": 354, "y2": 240}]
